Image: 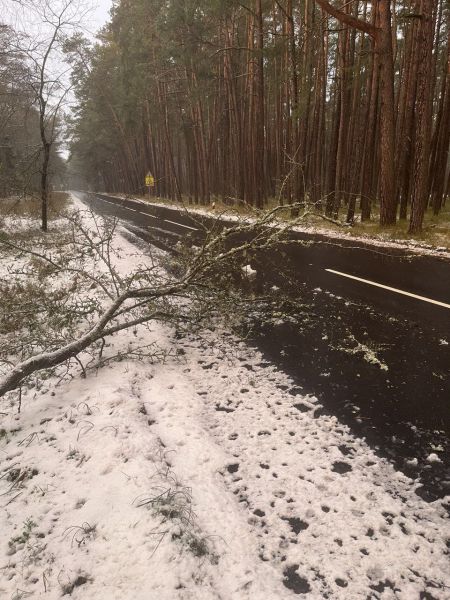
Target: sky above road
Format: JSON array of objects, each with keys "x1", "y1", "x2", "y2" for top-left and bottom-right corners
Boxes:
[
  {"x1": 89, "y1": 0, "x2": 113, "y2": 34},
  {"x1": 4, "y1": 0, "x2": 113, "y2": 37}
]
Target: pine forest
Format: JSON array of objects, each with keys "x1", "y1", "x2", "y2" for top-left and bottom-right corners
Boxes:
[{"x1": 67, "y1": 0, "x2": 450, "y2": 234}]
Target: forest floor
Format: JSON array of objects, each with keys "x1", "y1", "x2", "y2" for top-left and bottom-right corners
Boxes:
[
  {"x1": 124, "y1": 193, "x2": 450, "y2": 254},
  {"x1": 0, "y1": 196, "x2": 449, "y2": 599}
]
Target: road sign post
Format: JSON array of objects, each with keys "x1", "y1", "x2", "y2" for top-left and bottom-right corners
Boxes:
[{"x1": 145, "y1": 172, "x2": 155, "y2": 198}]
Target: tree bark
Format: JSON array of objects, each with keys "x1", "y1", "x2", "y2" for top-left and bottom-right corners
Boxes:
[
  {"x1": 409, "y1": 0, "x2": 436, "y2": 233},
  {"x1": 316, "y1": 0, "x2": 397, "y2": 225},
  {"x1": 377, "y1": 0, "x2": 397, "y2": 225}
]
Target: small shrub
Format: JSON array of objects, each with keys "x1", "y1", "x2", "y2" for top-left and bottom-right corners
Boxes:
[
  {"x1": 60, "y1": 573, "x2": 91, "y2": 596},
  {"x1": 9, "y1": 518, "x2": 37, "y2": 547},
  {"x1": 63, "y1": 522, "x2": 96, "y2": 547},
  {"x1": 138, "y1": 467, "x2": 218, "y2": 562}
]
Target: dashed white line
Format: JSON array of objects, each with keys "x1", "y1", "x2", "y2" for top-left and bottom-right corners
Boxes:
[
  {"x1": 96, "y1": 197, "x2": 198, "y2": 230},
  {"x1": 146, "y1": 225, "x2": 182, "y2": 237},
  {"x1": 137, "y1": 211, "x2": 158, "y2": 219},
  {"x1": 326, "y1": 268, "x2": 450, "y2": 309},
  {"x1": 163, "y1": 219, "x2": 198, "y2": 231}
]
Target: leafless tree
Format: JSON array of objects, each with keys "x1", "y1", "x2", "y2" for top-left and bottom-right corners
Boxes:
[{"x1": 7, "y1": 0, "x2": 90, "y2": 230}]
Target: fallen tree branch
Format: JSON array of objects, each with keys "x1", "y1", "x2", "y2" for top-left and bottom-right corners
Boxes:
[{"x1": 0, "y1": 203, "x2": 308, "y2": 399}]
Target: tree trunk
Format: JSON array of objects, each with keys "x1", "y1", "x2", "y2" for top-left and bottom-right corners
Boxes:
[
  {"x1": 316, "y1": 0, "x2": 397, "y2": 225},
  {"x1": 409, "y1": 0, "x2": 436, "y2": 233},
  {"x1": 377, "y1": 0, "x2": 397, "y2": 225},
  {"x1": 40, "y1": 142, "x2": 50, "y2": 232}
]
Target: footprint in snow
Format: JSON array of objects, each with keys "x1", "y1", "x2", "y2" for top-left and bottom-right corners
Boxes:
[
  {"x1": 215, "y1": 405, "x2": 234, "y2": 413},
  {"x1": 282, "y1": 565, "x2": 311, "y2": 595},
  {"x1": 332, "y1": 461, "x2": 353, "y2": 474},
  {"x1": 227, "y1": 463, "x2": 239, "y2": 474},
  {"x1": 338, "y1": 444, "x2": 354, "y2": 456},
  {"x1": 282, "y1": 517, "x2": 309, "y2": 535}
]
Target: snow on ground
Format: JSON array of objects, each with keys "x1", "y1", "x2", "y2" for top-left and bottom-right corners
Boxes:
[{"x1": 1, "y1": 201, "x2": 449, "y2": 599}]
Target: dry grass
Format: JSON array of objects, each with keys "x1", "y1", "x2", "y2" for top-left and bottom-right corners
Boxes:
[
  {"x1": 350, "y1": 206, "x2": 450, "y2": 248},
  {"x1": 129, "y1": 192, "x2": 450, "y2": 249},
  {"x1": 0, "y1": 192, "x2": 71, "y2": 220}
]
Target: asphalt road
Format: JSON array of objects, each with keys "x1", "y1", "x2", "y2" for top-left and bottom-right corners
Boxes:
[{"x1": 74, "y1": 191, "x2": 450, "y2": 503}]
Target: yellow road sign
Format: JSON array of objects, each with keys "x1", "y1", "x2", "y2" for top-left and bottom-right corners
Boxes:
[{"x1": 145, "y1": 173, "x2": 155, "y2": 187}]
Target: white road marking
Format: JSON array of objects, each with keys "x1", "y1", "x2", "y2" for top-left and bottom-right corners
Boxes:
[
  {"x1": 96, "y1": 196, "x2": 198, "y2": 230},
  {"x1": 326, "y1": 269, "x2": 450, "y2": 309},
  {"x1": 163, "y1": 219, "x2": 198, "y2": 231},
  {"x1": 137, "y1": 211, "x2": 158, "y2": 219},
  {"x1": 146, "y1": 225, "x2": 182, "y2": 237}
]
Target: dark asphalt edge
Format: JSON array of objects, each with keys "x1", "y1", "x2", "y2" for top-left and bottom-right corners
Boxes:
[
  {"x1": 89, "y1": 191, "x2": 450, "y2": 263},
  {"x1": 86, "y1": 191, "x2": 450, "y2": 310}
]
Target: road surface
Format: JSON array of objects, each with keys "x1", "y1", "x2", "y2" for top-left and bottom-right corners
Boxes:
[{"x1": 74, "y1": 191, "x2": 450, "y2": 503}]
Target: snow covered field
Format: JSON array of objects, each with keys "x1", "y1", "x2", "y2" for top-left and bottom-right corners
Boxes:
[{"x1": 1, "y1": 199, "x2": 449, "y2": 599}]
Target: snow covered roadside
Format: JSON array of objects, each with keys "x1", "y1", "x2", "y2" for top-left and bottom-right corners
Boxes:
[{"x1": 1, "y1": 200, "x2": 449, "y2": 599}]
